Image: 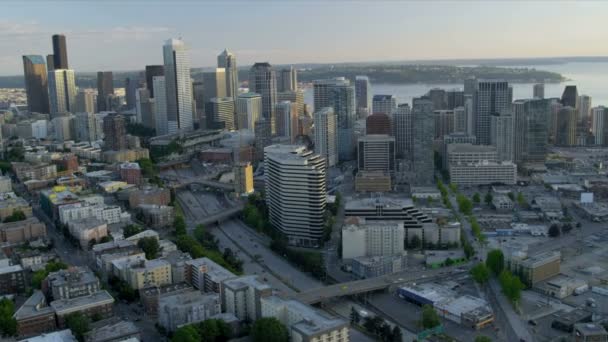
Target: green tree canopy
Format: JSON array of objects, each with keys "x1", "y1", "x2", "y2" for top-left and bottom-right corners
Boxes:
[
  {"x1": 470, "y1": 263, "x2": 490, "y2": 284},
  {"x1": 486, "y1": 249, "x2": 505, "y2": 275},
  {"x1": 484, "y1": 192, "x2": 493, "y2": 206},
  {"x1": 174, "y1": 215, "x2": 187, "y2": 236},
  {"x1": 123, "y1": 224, "x2": 143, "y2": 238},
  {"x1": 421, "y1": 304, "x2": 441, "y2": 329},
  {"x1": 0, "y1": 298, "x2": 17, "y2": 337},
  {"x1": 172, "y1": 324, "x2": 200, "y2": 342},
  {"x1": 3, "y1": 209, "x2": 26, "y2": 223},
  {"x1": 472, "y1": 193, "x2": 481, "y2": 203},
  {"x1": 66, "y1": 312, "x2": 90, "y2": 342},
  {"x1": 198, "y1": 318, "x2": 232, "y2": 342},
  {"x1": 499, "y1": 270, "x2": 525, "y2": 303},
  {"x1": 475, "y1": 336, "x2": 493, "y2": 342},
  {"x1": 138, "y1": 236, "x2": 161, "y2": 259},
  {"x1": 251, "y1": 317, "x2": 289, "y2": 342}
]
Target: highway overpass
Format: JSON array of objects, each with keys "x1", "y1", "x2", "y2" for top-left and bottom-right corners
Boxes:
[
  {"x1": 192, "y1": 204, "x2": 245, "y2": 226},
  {"x1": 171, "y1": 177, "x2": 234, "y2": 191}
]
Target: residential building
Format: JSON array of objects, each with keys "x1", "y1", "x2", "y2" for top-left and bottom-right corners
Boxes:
[
  {"x1": 0, "y1": 217, "x2": 46, "y2": 244},
  {"x1": 119, "y1": 162, "x2": 142, "y2": 185},
  {"x1": 158, "y1": 290, "x2": 221, "y2": 331},
  {"x1": 509, "y1": 250, "x2": 561, "y2": 287},
  {"x1": 51, "y1": 290, "x2": 114, "y2": 328},
  {"x1": 0, "y1": 192, "x2": 33, "y2": 220},
  {"x1": 52, "y1": 34, "x2": 68, "y2": 69},
  {"x1": 140, "y1": 282, "x2": 192, "y2": 317},
  {"x1": 218, "y1": 49, "x2": 239, "y2": 100},
  {"x1": 136, "y1": 204, "x2": 175, "y2": 228},
  {"x1": 207, "y1": 97, "x2": 235, "y2": 130},
  {"x1": 74, "y1": 112, "x2": 97, "y2": 142},
  {"x1": 11, "y1": 162, "x2": 57, "y2": 182},
  {"x1": 355, "y1": 76, "x2": 372, "y2": 117},
  {"x1": 0, "y1": 176, "x2": 11, "y2": 193},
  {"x1": 264, "y1": 145, "x2": 326, "y2": 247},
  {"x1": 372, "y1": 95, "x2": 396, "y2": 116},
  {"x1": 278, "y1": 66, "x2": 297, "y2": 92},
  {"x1": 68, "y1": 218, "x2": 108, "y2": 250},
  {"x1": 221, "y1": 275, "x2": 272, "y2": 322},
  {"x1": 96, "y1": 71, "x2": 114, "y2": 112},
  {"x1": 449, "y1": 161, "x2": 517, "y2": 186},
  {"x1": 341, "y1": 220, "x2": 405, "y2": 259},
  {"x1": 275, "y1": 101, "x2": 298, "y2": 141},
  {"x1": 473, "y1": 80, "x2": 512, "y2": 145},
  {"x1": 45, "y1": 266, "x2": 100, "y2": 300},
  {"x1": 128, "y1": 186, "x2": 171, "y2": 208},
  {"x1": 352, "y1": 255, "x2": 407, "y2": 279},
  {"x1": 573, "y1": 323, "x2": 608, "y2": 342},
  {"x1": 393, "y1": 104, "x2": 411, "y2": 159},
  {"x1": 314, "y1": 107, "x2": 338, "y2": 167},
  {"x1": 236, "y1": 93, "x2": 262, "y2": 130},
  {"x1": 0, "y1": 264, "x2": 26, "y2": 295},
  {"x1": 412, "y1": 98, "x2": 435, "y2": 184},
  {"x1": 185, "y1": 257, "x2": 235, "y2": 294},
  {"x1": 85, "y1": 318, "x2": 140, "y2": 342},
  {"x1": 234, "y1": 162, "x2": 254, "y2": 196},
  {"x1": 14, "y1": 290, "x2": 56, "y2": 337},
  {"x1": 48, "y1": 69, "x2": 76, "y2": 116},
  {"x1": 22, "y1": 55, "x2": 49, "y2": 114},
  {"x1": 103, "y1": 114, "x2": 127, "y2": 151},
  {"x1": 249, "y1": 62, "x2": 277, "y2": 134},
  {"x1": 163, "y1": 38, "x2": 194, "y2": 133},
  {"x1": 490, "y1": 111, "x2": 514, "y2": 162},
  {"x1": 126, "y1": 259, "x2": 172, "y2": 290},
  {"x1": 357, "y1": 135, "x2": 395, "y2": 176}
]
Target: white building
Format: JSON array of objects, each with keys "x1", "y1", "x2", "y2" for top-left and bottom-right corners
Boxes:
[
  {"x1": 158, "y1": 290, "x2": 221, "y2": 331},
  {"x1": 314, "y1": 107, "x2": 338, "y2": 167},
  {"x1": 31, "y1": 120, "x2": 48, "y2": 139},
  {"x1": 450, "y1": 161, "x2": 517, "y2": 186},
  {"x1": 163, "y1": 38, "x2": 194, "y2": 133},
  {"x1": 264, "y1": 145, "x2": 326, "y2": 247},
  {"x1": 236, "y1": 92, "x2": 262, "y2": 131},
  {"x1": 68, "y1": 218, "x2": 108, "y2": 250},
  {"x1": 342, "y1": 220, "x2": 405, "y2": 259},
  {"x1": 221, "y1": 275, "x2": 271, "y2": 322}
]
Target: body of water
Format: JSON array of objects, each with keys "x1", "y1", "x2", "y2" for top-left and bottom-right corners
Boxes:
[{"x1": 303, "y1": 61, "x2": 608, "y2": 109}]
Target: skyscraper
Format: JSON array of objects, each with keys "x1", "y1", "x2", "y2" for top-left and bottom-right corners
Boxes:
[
  {"x1": 249, "y1": 63, "x2": 277, "y2": 134},
  {"x1": 355, "y1": 76, "x2": 372, "y2": 118},
  {"x1": 454, "y1": 106, "x2": 466, "y2": 133},
  {"x1": 473, "y1": 80, "x2": 512, "y2": 145},
  {"x1": 366, "y1": 113, "x2": 392, "y2": 135},
  {"x1": 313, "y1": 78, "x2": 356, "y2": 161},
  {"x1": 392, "y1": 104, "x2": 411, "y2": 159},
  {"x1": 75, "y1": 89, "x2": 96, "y2": 114},
  {"x1": 278, "y1": 66, "x2": 297, "y2": 92},
  {"x1": 207, "y1": 97, "x2": 235, "y2": 130},
  {"x1": 46, "y1": 55, "x2": 55, "y2": 72},
  {"x1": 254, "y1": 118, "x2": 272, "y2": 161},
  {"x1": 145, "y1": 65, "x2": 164, "y2": 98},
  {"x1": 433, "y1": 110, "x2": 455, "y2": 139},
  {"x1": 314, "y1": 107, "x2": 338, "y2": 167},
  {"x1": 561, "y1": 86, "x2": 579, "y2": 108},
  {"x1": 22, "y1": 55, "x2": 50, "y2": 113},
  {"x1": 591, "y1": 106, "x2": 607, "y2": 146},
  {"x1": 556, "y1": 106, "x2": 577, "y2": 146},
  {"x1": 275, "y1": 101, "x2": 298, "y2": 141},
  {"x1": 97, "y1": 71, "x2": 114, "y2": 112},
  {"x1": 412, "y1": 98, "x2": 435, "y2": 185},
  {"x1": 357, "y1": 135, "x2": 396, "y2": 175},
  {"x1": 153, "y1": 76, "x2": 168, "y2": 136},
  {"x1": 136, "y1": 88, "x2": 155, "y2": 130},
  {"x1": 579, "y1": 95, "x2": 592, "y2": 130},
  {"x1": 446, "y1": 90, "x2": 464, "y2": 110},
  {"x1": 52, "y1": 34, "x2": 68, "y2": 70},
  {"x1": 201, "y1": 68, "x2": 227, "y2": 126},
  {"x1": 427, "y1": 88, "x2": 447, "y2": 110},
  {"x1": 490, "y1": 111, "x2": 514, "y2": 162},
  {"x1": 236, "y1": 93, "x2": 262, "y2": 131},
  {"x1": 265, "y1": 144, "x2": 326, "y2": 247},
  {"x1": 163, "y1": 38, "x2": 194, "y2": 133},
  {"x1": 125, "y1": 77, "x2": 142, "y2": 110},
  {"x1": 372, "y1": 95, "x2": 397, "y2": 116},
  {"x1": 48, "y1": 69, "x2": 76, "y2": 116},
  {"x1": 217, "y1": 49, "x2": 239, "y2": 99},
  {"x1": 75, "y1": 112, "x2": 97, "y2": 142},
  {"x1": 513, "y1": 99, "x2": 550, "y2": 163},
  {"x1": 277, "y1": 89, "x2": 305, "y2": 117},
  {"x1": 533, "y1": 84, "x2": 545, "y2": 99},
  {"x1": 103, "y1": 114, "x2": 127, "y2": 151}
]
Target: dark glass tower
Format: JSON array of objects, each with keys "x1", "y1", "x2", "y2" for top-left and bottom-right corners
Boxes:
[
  {"x1": 97, "y1": 71, "x2": 115, "y2": 112},
  {"x1": 145, "y1": 65, "x2": 164, "y2": 98},
  {"x1": 22, "y1": 55, "x2": 50, "y2": 113},
  {"x1": 52, "y1": 34, "x2": 68, "y2": 69}
]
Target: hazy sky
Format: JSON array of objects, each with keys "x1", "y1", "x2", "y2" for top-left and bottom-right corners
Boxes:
[{"x1": 2, "y1": 1, "x2": 608, "y2": 75}]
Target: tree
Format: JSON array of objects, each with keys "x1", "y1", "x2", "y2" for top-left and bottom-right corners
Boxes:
[
  {"x1": 472, "y1": 193, "x2": 481, "y2": 204},
  {"x1": 463, "y1": 242, "x2": 475, "y2": 259},
  {"x1": 3, "y1": 209, "x2": 26, "y2": 223},
  {"x1": 172, "y1": 325, "x2": 200, "y2": 342},
  {"x1": 123, "y1": 224, "x2": 142, "y2": 238},
  {"x1": 456, "y1": 194, "x2": 473, "y2": 215},
  {"x1": 350, "y1": 307, "x2": 361, "y2": 325},
  {"x1": 174, "y1": 215, "x2": 187, "y2": 236},
  {"x1": 449, "y1": 183, "x2": 458, "y2": 193},
  {"x1": 475, "y1": 336, "x2": 492, "y2": 342},
  {"x1": 444, "y1": 257, "x2": 455, "y2": 266},
  {"x1": 507, "y1": 192, "x2": 515, "y2": 201},
  {"x1": 486, "y1": 249, "x2": 504, "y2": 275},
  {"x1": 138, "y1": 237, "x2": 161, "y2": 259},
  {"x1": 88, "y1": 238, "x2": 97, "y2": 249},
  {"x1": 198, "y1": 319, "x2": 232, "y2": 342},
  {"x1": 391, "y1": 326, "x2": 403, "y2": 342},
  {"x1": 99, "y1": 235, "x2": 112, "y2": 243},
  {"x1": 499, "y1": 270, "x2": 524, "y2": 304},
  {"x1": 517, "y1": 192, "x2": 526, "y2": 206},
  {"x1": 0, "y1": 298, "x2": 17, "y2": 337},
  {"x1": 251, "y1": 317, "x2": 289, "y2": 342},
  {"x1": 409, "y1": 235, "x2": 421, "y2": 249},
  {"x1": 66, "y1": 312, "x2": 90, "y2": 342},
  {"x1": 548, "y1": 224, "x2": 561, "y2": 237},
  {"x1": 470, "y1": 263, "x2": 490, "y2": 284},
  {"x1": 421, "y1": 304, "x2": 441, "y2": 329},
  {"x1": 484, "y1": 192, "x2": 493, "y2": 206}
]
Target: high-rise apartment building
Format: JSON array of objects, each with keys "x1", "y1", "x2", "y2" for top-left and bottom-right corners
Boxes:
[
  {"x1": 249, "y1": 63, "x2": 277, "y2": 134},
  {"x1": 275, "y1": 101, "x2": 298, "y2": 141},
  {"x1": 556, "y1": 106, "x2": 577, "y2": 146},
  {"x1": 217, "y1": 49, "x2": 239, "y2": 99},
  {"x1": 153, "y1": 76, "x2": 168, "y2": 136},
  {"x1": 357, "y1": 135, "x2": 396, "y2": 176},
  {"x1": 48, "y1": 69, "x2": 76, "y2": 116},
  {"x1": 74, "y1": 112, "x2": 97, "y2": 142},
  {"x1": 412, "y1": 98, "x2": 435, "y2": 185},
  {"x1": 96, "y1": 71, "x2": 114, "y2": 112},
  {"x1": 392, "y1": 104, "x2": 411, "y2": 159},
  {"x1": 314, "y1": 107, "x2": 338, "y2": 167},
  {"x1": 579, "y1": 95, "x2": 592, "y2": 129},
  {"x1": 103, "y1": 114, "x2": 127, "y2": 151},
  {"x1": 22, "y1": 55, "x2": 50, "y2": 114},
  {"x1": 533, "y1": 84, "x2": 545, "y2": 99},
  {"x1": 473, "y1": 80, "x2": 512, "y2": 145},
  {"x1": 513, "y1": 99, "x2": 550, "y2": 164},
  {"x1": 145, "y1": 65, "x2": 164, "y2": 98},
  {"x1": 264, "y1": 145, "x2": 326, "y2": 247},
  {"x1": 490, "y1": 111, "x2": 514, "y2": 162},
  {"x1": 207, "y1": 97, "x2": 235, "y2": 130},
  {"x1": 355, "y1": 76, "x2": 372, "y2": 118},
  {"x1": 163, "y1": 38, "x2": 194, "y2": 133},
  {"x1": 254, "y1": 118, "x2": 272, "y2": 161},
  {"x1": 277, "y1": 89, "x2": 304, "y2": 116},
  {"x1": 236, "y1": 93, "x2": 262, "y2": 131},
  {"x1": 52, "y1": 34, "x2": 68, "y2": 70},
  {"x1": 278, "y1": 66, "x2": 297, "y2": 92},
  {"x1": 372, "y1": 95, "x2": 397, "y2": 116},
  {"x1": 591, "y1": 106, "x2": 608, "y2": 145},
  {"x1": 75, "y1": 89, "x2": 96, "y2": 114}
]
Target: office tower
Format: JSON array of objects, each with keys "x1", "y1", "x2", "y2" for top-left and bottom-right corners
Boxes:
[
  {"x1": 433, "y1": 110, "x2": 454, "y2": 139},
  {"x1": 427, "y1": 88, "x2": 447, "y2": 110},
  {"x1": 163, "y1": 38, "x2": 194, "y2": 133},
  {"x1": 277, "y1": 89, "x2": 304, "y2": 116},
  {"x1": 75, "y1": 112, "x2": 97, "y2": 142},
  {"x1": 464, "y1": 77, "x2": 477, "y2": 96},
  {"x1": 355, "y1": 76, "x2": 372, "y2": 118},
  {"x1": 278, "y1": 66, "x2": 297, "y2": 92},
  {"x1": 153, "y1": 76, "x2": 168, "y2": 136},
  {"x1": 372, "y1": 95, "x2": 397, "y2": 116},
  {"x1": 52, "y1": 115, "x2": 73, "y2": 142},
  {"x1": 75, "y1": 89, "x2": 96, "y2": 113},
  {"x1": 548, "y1": 100, "x2": 563, "y2": 144},
  {"x1": 314, "y1": 107, "x2": 338, "y2": 167},
  {"x1": 473, "y1": 80, "x2": 512, "y2": 145},
  {"x1": 207, "y1": 97, "x2": 235, "y2": 130},
  {"x1": 264, "y1": 144, "x2": 326, "y2": 247},
  {"x1": 217, "y1": 49, "x2": 239, "y2": 99},
  {"x1": 454, "y1": 106, "x2": 467, "y2": 133},
  {"x1": 125, "y1": 77, "x2": 141, "y2": 109},
  {"x1": 96, "y1": 71, "x2": 114, "y2": 112},
  {"x1": 490, "y1": 111, "x2": 514, "y2": 162},
  {"x1": 366, "y1": 113, "x2": 392, "y2": 135},
  {"x1": 464, "y1": 95, "x2": 475, "y2": 135},
  {"x1": 275, "y1": 101, "x2": 298, "y2": 141},
  {"x1": 201, "y1": 68, "x2": 227, "y2": 126},
  {"x1": 555, "y1": 106, "x2": 577, "y2": 146},
  {"x1": 46, "y1": 55, "x2": 55, "y2": 72},
  {"x1": 560, "y1": 86, "x2": 579, "y2": 108},
  {"x1": 446, "y1": 90, "x2": 464, "y2": 110},
  {"x1": 392, "y1": 104, "x2": 412, "y2": 159},
  {"x1": 313, "y1": 78, "x2": 356, "y2": 161},
  {"x1": 592, "y1": 106, "x2": 607, "y2": 145},
  {"x1": 513, "y1": 99, "x2": 550, "y2": 164},
  {"x1": 145, "y1": 65, "x2": 164, "y2": 98},
  {"x1": 52, "y1": 34, "x2": 68, "y2": 69},
  {"x1": 579, "y1": 95, "x2": 592, "y2": 129},
  {"x1": 533, "y1": 84, "x2": 545, "y2": 99},
  {"x1": 48, "y1": 69, "x2": 76, "y2": 116},
  {"x1": 103, "y1": 114, "x2": 127, "y2": 151},
  {"x1": 22, "y1": 55, "x2": 50, "y2": 113},
  {"x1": 357, "y1": 135, "x2": 396, "y2": 176},
  {"x1": 254, "y1": 118, "x2": 271, "y2": 161},
  {"x1": 236, "y1": 93, "x2": 262, "y2": 131},
  {"x1": 441, "y1": 133, "x2": 477, "y2": 170},
  {"x1": 249, "y1": 63, "x2": 277, "y2": 134},
  {"x1": 412, "y1": 98, "x2": 435, "y2": 185},
  {"x1": 136, "y1": 88, "x2": 155, "y2": 129}
]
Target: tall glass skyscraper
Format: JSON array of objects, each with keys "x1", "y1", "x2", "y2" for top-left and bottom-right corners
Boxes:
[
  {"x1": 355, "y1": 76, "x2": 372, "y2": 118},
  {"x1": 473, "y1": 80, "x2": 512, "y2": 145},
  {"x1": 48, "y1": 69, "x2": 76, "y2": 116},
  {"x1": 412, "y1": 97, "x2": 435, "y2": 185},
  {"x1": 96, "y1": 71, "x2": 114, "y2": 112},
  {"x1": 163, "y1": 39, "x2": 194, "y2": 133},
  {"x1": 249, "y1": 63, "x2": 277, "y2": 134},
  {"x1": 217, "y1": 49, "x2": 239, "y2": 99},
  {"x1": 22, "y1": 55, "x2": 49, "y2": 113},
  {"x1": 513, "y1": 99, "x2": 550, "y2": 163},
  {"x1": 52, "y1": 34, "x2": 68, "y2": 70}
]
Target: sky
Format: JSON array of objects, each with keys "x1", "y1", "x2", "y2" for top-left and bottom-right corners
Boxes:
[{"x1": 1, "y1": 1, "x2": 608, "y2": 76}]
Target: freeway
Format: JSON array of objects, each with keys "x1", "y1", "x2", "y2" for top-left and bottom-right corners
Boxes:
[{"x1": 169, "y1": 176, "x2": 234, "y2": 191}]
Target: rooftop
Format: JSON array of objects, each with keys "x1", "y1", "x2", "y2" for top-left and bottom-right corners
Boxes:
[
  {"x1": 13, "y1": 290, "x2": 53, "y2": 320},
  {"x1": 18, "y1": 329, "x2": 77, "y2": 342},
  {"x1": 0, "y1": 264, "x2": 23, "y2": 275},
  {"x1": 159, "y1": 290, "x2": 220, "y2": 307},
  {"x1": 520, "y1": 250, "x2": 560, "y2": 268},
  {"x1": 345, "y1": 195, "x2": 414, "y2": 210},
  {"x1": 223, "y1": 275, "x2": 271, "y2": 292},
  {"x1": 574, "y1": 323, "x2": 608, "y2": 336},
  {"x1": 47, "y1": 266, "x2": 98, "y2": 289},
  {"x1": 50, "y1": 290, "x2": 114, "y2": 315},
  {"x1": 186, "y1": 257, "x2": 235, "y2": 282},
  {"x1": 86, "y1": 318, "x2": 140, "y2": 342}
]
